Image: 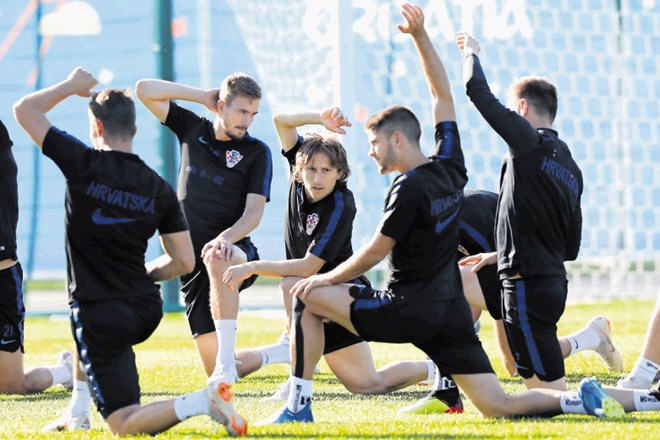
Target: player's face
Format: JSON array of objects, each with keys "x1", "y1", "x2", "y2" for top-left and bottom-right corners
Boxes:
[
  {"x1": 217, "y1": 95, "x2": 260, "y2": 140},
  {"x1": 301, "y1": 152, "x2": 342, "y2": 203},
  {"x1": 367, "y1": 130, "x2": 396, "y2": 174}
]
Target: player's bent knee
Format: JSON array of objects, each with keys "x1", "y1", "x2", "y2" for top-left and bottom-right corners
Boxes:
[{"x1": 279, "y1": 276, "x2": 302, "y2": 294}]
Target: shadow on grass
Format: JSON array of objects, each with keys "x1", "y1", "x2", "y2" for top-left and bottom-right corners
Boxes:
[{"x1": 0, "y1": 388, "x2": 72, "y2": 402}]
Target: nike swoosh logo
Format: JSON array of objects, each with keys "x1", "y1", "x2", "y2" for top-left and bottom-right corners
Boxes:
[
  {"x1": 435, "y1": 210, "x2": 460, "y2": 233},
  {"x1": 198, "y1": 136, "x2": 208, "y2": 144},
  {"x1": 0, "y1": 339, "x2": 16, "y2": 345},
  {"x1": 91, "y1": 208, "x2": 135, "y2": 225}
]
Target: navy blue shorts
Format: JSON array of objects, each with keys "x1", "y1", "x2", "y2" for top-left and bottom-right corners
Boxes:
[
  {"x1": 181, "y1": 237, "x2": 259, "y2": 337},
  {"x1": 348, "y1": 284, "x2": 493, "y2": 376},
  {"x1": 70, "y1": 295, "x2": 163, "y2": 419},
  {"x1": 501, "y1": 275, "x2": 568, "y2": 382},
  {"x1": 0, "y1": 262, "x2": 24, "y2": 353},
  {"x1": 322, "y1": 321, "x2": 363, "y2": 354}
]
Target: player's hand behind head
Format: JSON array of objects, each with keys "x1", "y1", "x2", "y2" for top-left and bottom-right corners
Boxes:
[
  {"x1": 320, "y1": 107, "x2": 351, "y2": 135},
  {"x1": 67, "y1": 67, "x2": 98, "y2": 98},
  {"x1": 456, "y1": 31, "x2": 481, "y2": 56}
]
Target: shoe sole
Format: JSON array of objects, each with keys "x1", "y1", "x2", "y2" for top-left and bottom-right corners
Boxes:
[
  {"x1": 594, "y1": 397, "x2": 625, "y2": 418},
  {"x1": 591, "y1": 317, "x2": 623, "y2": 372},
  {"x1": 209, "y1": 382, "x2": 248, "y2": 436},
  {"x1": 398, "y1": 399, "x2": 463, "y2": 415}
]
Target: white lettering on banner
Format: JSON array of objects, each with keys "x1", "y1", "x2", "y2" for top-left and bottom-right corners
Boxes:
[{"x1": 347, "y1": 0, "x2": 532, "y2": 44}]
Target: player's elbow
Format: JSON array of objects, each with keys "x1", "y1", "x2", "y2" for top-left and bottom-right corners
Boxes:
[
  {"x1": 171, "y1": 249, "x2": 195, "y2": 277},
  {"x1": 134, "y1": 79, "x2": 163, "y2": 104},
  {"x1": 180, "y1": 252, "x2": 195, "y2": 275},
  {"x1": 13, "y1": 98, "x2": 30, "y2": 127},
  {"x1": 134, "y1": 79, "x2": 150, "y2": 100}
]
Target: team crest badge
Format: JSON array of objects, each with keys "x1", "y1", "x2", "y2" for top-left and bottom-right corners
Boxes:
[
  {"x1": 226, "y1": 150, "x2": 243, "y2": 168},
  {"x1": 306, "y1": 213, "x2": 319, "y2": 235}
]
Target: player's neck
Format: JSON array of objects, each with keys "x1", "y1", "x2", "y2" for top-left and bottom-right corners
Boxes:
[
  {"x1": 398, "y1": 150, "x2": 431, "y2": 174},
  {"x1": 94, "y1": 138, "x2": 133, "y2": 154},
  {"x1": 213, "y1": 119, "x2": 231, "y2": 141}
]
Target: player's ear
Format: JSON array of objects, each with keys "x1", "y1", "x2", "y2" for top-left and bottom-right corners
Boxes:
[
  {"x1": 518, "y1": 99, "x2": 529, "y2": 117},
  {"x1": 94, "y1": 118, "x2": 103, "y2": 137},
  {"x1": 392, "y1": 130, "x2": 405, "y2": 149}
]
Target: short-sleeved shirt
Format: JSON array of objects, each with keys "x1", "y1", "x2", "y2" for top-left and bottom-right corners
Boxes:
[
  {"x1": 379, "y1": 121, "x2": 467, "y2": 303},
  {"x1": 464, "y1": 54, "x2": 583, "y2": 277},
  {"x1": 0, "y1": 119, "x2": 18, "y2": 262},
  {"x1": 164, "y1": 102, "x2": 272, "y2": 254},
  {"x1": 43, "y1": 127, "x2": 188, "y2": 303},
  {"x1": 283, "y1": 138, "x2": 357, "y2": 273},
  {"x1": 458, "y1": 189, "x2": 498, "y2": 258}
]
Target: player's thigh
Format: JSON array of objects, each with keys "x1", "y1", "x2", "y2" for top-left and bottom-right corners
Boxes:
[
  {"x1": 302, "y1": 284, "x2": 356, "y2": 333},
  {"x1": 461, "y1": 264, "x2": 487, "y2": 310},
  {"x1": 325, "y1": 341, "x2": 380, "y2": 392}
]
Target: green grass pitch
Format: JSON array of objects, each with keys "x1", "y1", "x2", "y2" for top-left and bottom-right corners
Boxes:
[{"x1": 1, "y1": 298, "x2": 659, "y2": 439}]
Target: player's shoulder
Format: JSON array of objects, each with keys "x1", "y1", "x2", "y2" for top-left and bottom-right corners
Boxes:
[
  {"x1": 330, "y1": 183, "x2": 357, "y2": 211},
  {"x1": 242, "y1": 134, "x2": 270, "y2": 150}
]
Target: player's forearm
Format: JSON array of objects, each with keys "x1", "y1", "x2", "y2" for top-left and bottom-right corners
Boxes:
[
  {"x1": 324, "y1": 246, "x2": 382, "y2": 285},
  {"x1": 136, "y1": 79, "x2": 213, "y2": 105},
  {"x1": 412, "y1": 29, "x2": 453, "y2": 108},
  {"x1": 146, "y1": 254, "x2": 192, "y2": 281},
  {"x1": 273, "y1": 109, "x2": 322, "y2": 128},
  {"x1": 218, "y1": 206, "x2": 264, "y2": 244},
  {"x1": 273, "y1": 109, "x2": 322, "y2": 151},
  {"x1": 243, "y1": 258, "x2": 322, "y2": 279}
]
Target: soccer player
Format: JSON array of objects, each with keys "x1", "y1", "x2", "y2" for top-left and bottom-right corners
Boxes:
[
  {"x1": 618, "y1": 299, "x2": 660, "y2": 389},
  {"x1": 222, "y1": 106, "x2": 435, "y2": 400},
  {"x1": 458, "y1": 30, "x2": 585, "y2": 392},
  {"x1": 135, "y1": 74, "x2": 273, "y2": 384},
  {"x1": 401, "y1": 189, "x2": 623, "y2": 414},
  {"x1": 13, "y1": 68, "x2": 247, "y2": 436},
  {"x1": 255, "y1": 3, "x2": 658, "y2": 424},
  {"x1": 0, "y1": 118, "x2": 73, "y2": 395}
]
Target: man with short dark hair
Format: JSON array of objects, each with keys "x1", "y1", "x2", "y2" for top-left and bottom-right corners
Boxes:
[
  {"x1": 14, "y1": 67, "x2": 247, "y2": 436},
  {"x1": 458, "y1": 30, "x2": 586, "y2": 392}
]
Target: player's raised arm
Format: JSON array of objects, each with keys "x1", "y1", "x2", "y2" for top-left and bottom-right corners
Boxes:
[
  {"x1": 273, "y1": 107, "x2": 351, "y2": 153},
  {"x1": 14, "y1": 67, "x2": 97, "y2": 149},
  {"x1": 135, "y1": 78, "x2": 219, "y2": 123},
  {"x1": 399, "y1": 3, "x2": 455, "y2": 125}
]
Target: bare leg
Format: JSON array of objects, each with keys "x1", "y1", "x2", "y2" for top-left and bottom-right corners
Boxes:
[
  {"x1": 106, "y1": 402, "x2": 180, "y2": 436},
  {"x1": 454, "y1": 373, "x2": 564, "y2": 417},
  {"x1": 640, "y1": 302, "x2": 660, "y2": 362},
  {"x1": 235, "y1": 349, "x2": 265, "y2": 378},
  {"x1": 619, "y1": 301, "x2": 660, "y2": 387},
  {"x1": 0, "y1": 349, "x2": 61, "y2": 394},
  {"x1": 325, "y1": 342, "x2": 428, "y2": 394},
  {"x1": 193, "y1": 332, "x2": 217, "y2": 377},
  {"x1": 494, "y1": 319, "x2": 517, "y2": 376},
  {"x1": 205, "y1": 246, "x2": 248, "y2": 380}
]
